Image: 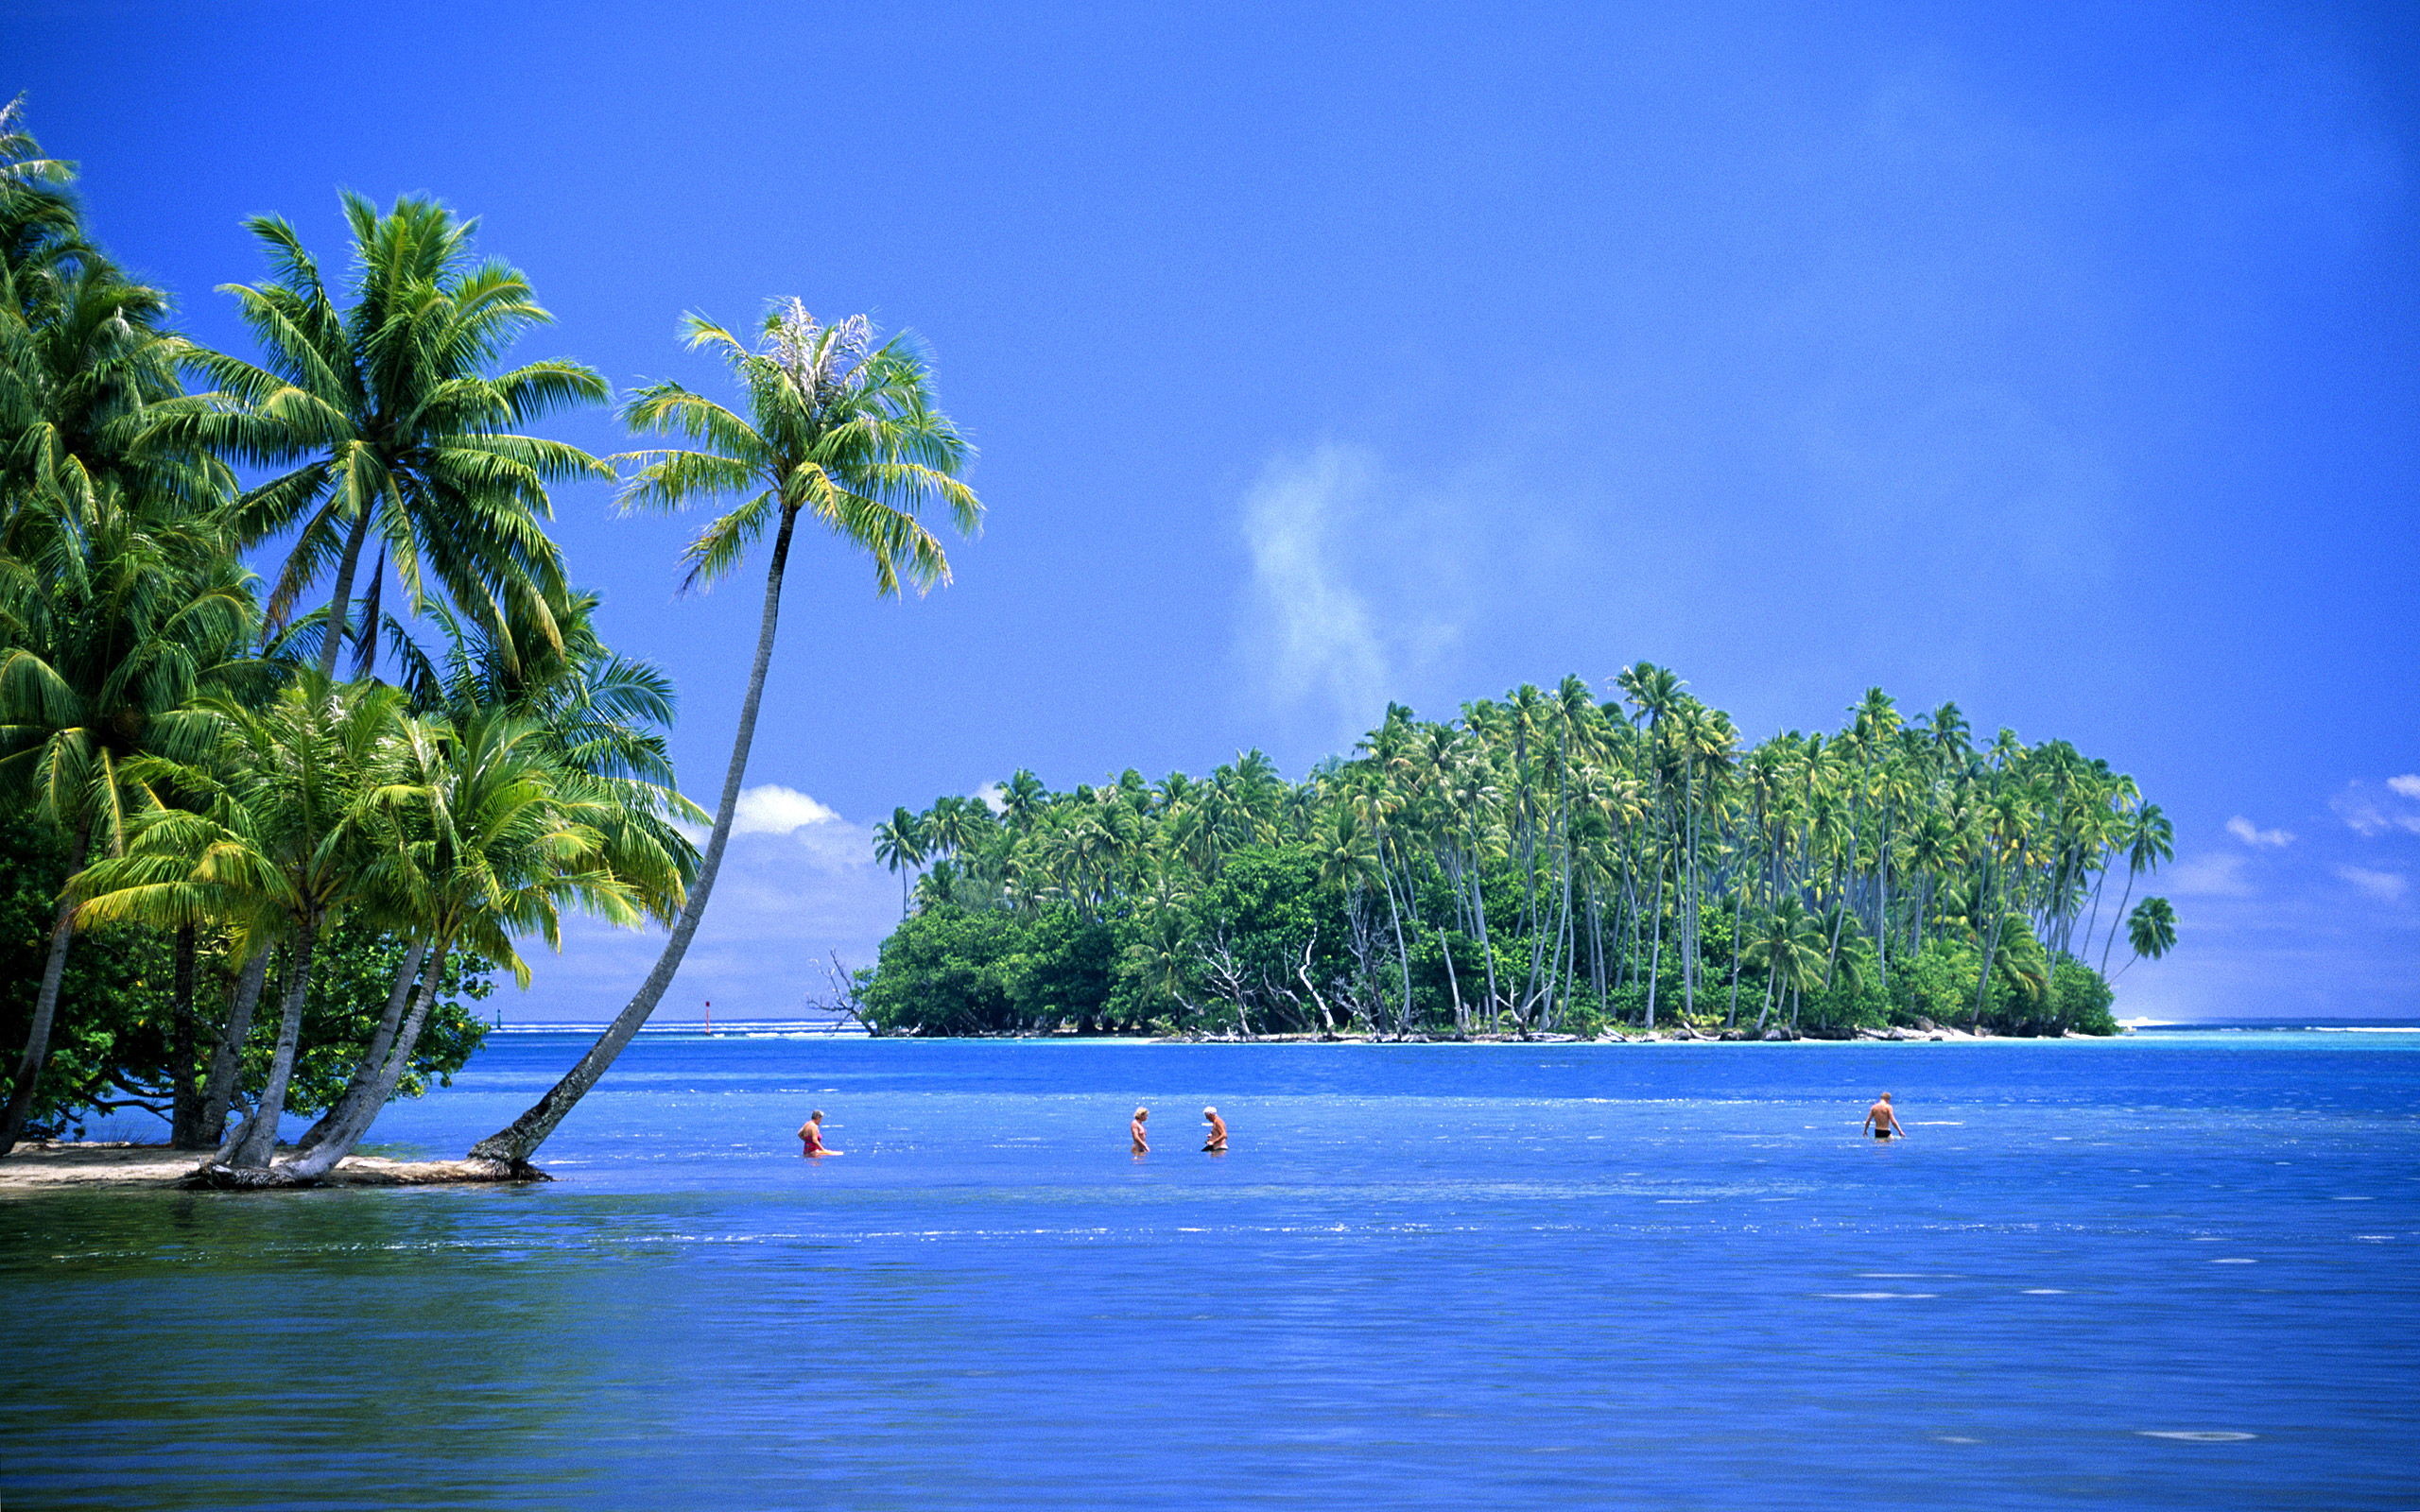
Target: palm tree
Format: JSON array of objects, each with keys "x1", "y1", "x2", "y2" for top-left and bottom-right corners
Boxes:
[
  {"x1": 0, "y1": 226, "x2": 251, "y2": 1155},
  {"x1": 151, "y1": 193, "x2": 608, "y2": 678},
  {"x1": 469, "y1": 301, "x2": 980, "y2": 1168},
  {"x1": 873, "y1": 807, "x2": 928, "y2": 917},
  {"x1": 279, "y1": 708, "x2": 641, "y2": 1182},
  {"x1": 2118, "y1": 896, "x2": 2176, "y2": 976},
  {"x1": 2099, "y1": 803, "x2": 2173, "y2": 973},
  {"x1": 70, "y1": 672, "x2": 406, "y2": 1174}
]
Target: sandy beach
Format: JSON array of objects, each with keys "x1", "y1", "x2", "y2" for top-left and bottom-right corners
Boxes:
[{"x1": 0, "y1": 1143, "x2": 528, "y2": 1193}]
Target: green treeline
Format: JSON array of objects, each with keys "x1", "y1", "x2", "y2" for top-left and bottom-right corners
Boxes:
[{"x1": 862, "y1": 674, "x2": 2180, "y2": 1040}]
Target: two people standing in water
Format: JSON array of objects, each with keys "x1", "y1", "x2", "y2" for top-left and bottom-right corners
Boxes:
[{"x1": 1130, "y1": 1106, "x2": 1226, "y2": 1155}]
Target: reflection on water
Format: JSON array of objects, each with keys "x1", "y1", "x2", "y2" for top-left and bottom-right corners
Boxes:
[{"x1": 4, "y1": 1034, "x2": 2416, "y2": 1509}]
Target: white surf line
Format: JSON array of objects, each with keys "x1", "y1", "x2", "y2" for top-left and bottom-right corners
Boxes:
[{"x1": 2137, "y1": 1430, "x2": 2256, "y2": 1442}]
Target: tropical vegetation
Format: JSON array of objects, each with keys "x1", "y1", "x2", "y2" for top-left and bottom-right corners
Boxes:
[
  {"x1": 860, "y1": 674, "x2": 2177, "y2": 1040},
  {"x1": 0, "y1": 100, "x2": 829, "y2": 1178}
]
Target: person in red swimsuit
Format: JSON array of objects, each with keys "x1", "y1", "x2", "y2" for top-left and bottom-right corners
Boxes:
[{"x1": 798, "y1": 1109, "x2": 842, "y2": 1157}]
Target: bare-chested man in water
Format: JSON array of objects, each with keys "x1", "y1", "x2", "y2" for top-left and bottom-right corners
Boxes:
[
  {"x1": 1862, "y1": 1093, "x2": 1904, "y2": 1142},
  {"x1": 1131, "y1": 1107, "x2": 1150, "y2": 1155},
  {"x1": 1201, "y1": 1107, "x2": 1228, "y2": 1153}
]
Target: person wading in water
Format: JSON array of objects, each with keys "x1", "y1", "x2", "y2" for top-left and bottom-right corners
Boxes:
[
  {"x1": 1862, "y1": 1093, "x2": 1905, "y2": 1142},
  {"x1": 1201, "y1": 1107, "x2": 1228, "y2": 1153},
  {"x1": 798, "y1": 1109, "x2": 842, "y2": 1158},
  {"x1": 1131, "y1": 1107, "x2": 1150, "y2": 1155}
]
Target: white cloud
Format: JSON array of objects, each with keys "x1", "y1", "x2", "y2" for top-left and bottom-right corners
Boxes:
[
  {"x1": 2225, "y1": 816, "x2": 2294, "y2": 848},
  {"x1": 2332, "y1": 781, "x2": 2420, "y2": 838},
  {"x1": 2336, "y1": 866, "x2": 2410, "y2": 903},
  {"x1": 731, "y1": 783, "x2": 841, "y2": 835},
  {"x1": 2164, "y1": 852, "x2": 2252, "y2": 898},
  {"x1": 1240, "y1": 444, "x2": 1392, "y2": 729},
  {"x1": 973, "y1": 782, "x2": 1007, "y2": 814}
]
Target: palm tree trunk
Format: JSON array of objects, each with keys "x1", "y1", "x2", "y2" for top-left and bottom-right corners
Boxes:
[
  {"x1": 168, "y1": 926, "x2": 202, "y2": 1147},
  {"x1": 195, "y1": 949, "x2": 271, "y2": 1148},
  {"x1": 314, "y1": 506, "x2": 378, "y2": 679},
  {"x1": 279, "y1": 934, "x2": 448, "y2": 1181},
  {"x1": 0, "y1": 817, "x2": 93, "y2": 1158},
  {"x1": 295, "y1": 940, "x2": 428, "y2": 1154},
  {"x1": 222, "y1": 917, "x2": 320, "y2": 1169},
  {"x1": 469, "y1": 506, "x2": 802, "y2": 1168}
]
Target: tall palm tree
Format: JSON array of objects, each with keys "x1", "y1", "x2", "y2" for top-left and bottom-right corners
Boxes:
[
  {"x1": 150, "y1": 193, "x2": 608, "y2": 678},
  {"x1": 2099, "y1": 803, "x2": 2173, "y2": 973},
  {"x1": 469, "y1": 301, "x2": 979, "y2": 1167},
  {"x1": 873, "y1": 807, "x2": 928, "y2": 917},
  {"x1": 0, "y1": 231, "x2": 251, "y2": 1155}
]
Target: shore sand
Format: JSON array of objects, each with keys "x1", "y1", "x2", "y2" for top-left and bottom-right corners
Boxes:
[{"x1": 0, "y1": 1143, "x2": 528, "y2": 1193}]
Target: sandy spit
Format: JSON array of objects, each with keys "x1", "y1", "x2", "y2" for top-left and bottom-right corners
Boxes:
[{"x1": 0, "y1": 1143, "x2": 533, "y2": 1193}]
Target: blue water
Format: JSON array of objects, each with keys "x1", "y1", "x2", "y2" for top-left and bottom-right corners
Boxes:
[{"x1": 3, "y1": 1033, "x2": 2415, "y2": 1510}]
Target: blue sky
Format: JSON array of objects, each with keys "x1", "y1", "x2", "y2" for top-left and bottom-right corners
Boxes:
[{"x1": 14, "y1": 1, "x2": 2417, "y2": 1020}]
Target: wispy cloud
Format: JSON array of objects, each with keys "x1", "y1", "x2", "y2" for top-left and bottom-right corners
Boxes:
[
  {"x1": 2225, "y1": 816, "x2": 2294, "y2": 848},
  {"x1": 2165, "y1": 851, "x2": 2252, "y2": 898},
  {"x1": 1240, "y1": 444, "x2": 1392, "y2": 729},
  {"x1": 2336, "y1": 866, "x2": 2410, "y2": 903},
  {"x1": 2332, "y1": 780, "x2": 2420, "y2": 837}
]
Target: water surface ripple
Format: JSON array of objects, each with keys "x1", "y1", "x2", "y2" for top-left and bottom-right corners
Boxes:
[{"x1": 4, "y1": 1033, "x2": 2414, "y2": 1509}]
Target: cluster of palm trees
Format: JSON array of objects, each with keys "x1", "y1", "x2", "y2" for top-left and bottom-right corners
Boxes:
[
  {"x1": 873, "y1": 671, "x2": 2178, "y2": 1038},
  {"x1": 0, "y1": 102, "x2": 980, "y2": 1177}
]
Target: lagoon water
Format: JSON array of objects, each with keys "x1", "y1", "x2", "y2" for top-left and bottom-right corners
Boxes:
[{"x1": 3, "y1": 1031, "x2": 2415, "y2": 1510}]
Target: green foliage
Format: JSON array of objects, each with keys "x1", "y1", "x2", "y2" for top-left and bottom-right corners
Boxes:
[
  {"x1": 0, "y1": 110, "x2": 693, "y2": 1160},
  {"x1": 868, "y1": 670, "x2": 2158, "y2": 1039}
]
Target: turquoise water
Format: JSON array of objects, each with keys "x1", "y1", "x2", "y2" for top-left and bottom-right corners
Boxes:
[{"x1": 3, "y1": 1032, "x2": 2415, "y2": 1509}]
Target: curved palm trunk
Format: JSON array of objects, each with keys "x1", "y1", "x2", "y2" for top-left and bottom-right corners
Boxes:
[
  {"x1": 0, "y1": 818, "x2": 93, "y2": 1158},
  {"x1": 279, "y1": 935, "x2": 446, "y2": 1181},
  {"x1": 195, "y1": 949, "x2": 271, "y2": 1148},
  {"x1": 222, "y1": 918, "x2": 320, "y2": 1169},
  {"x1": 469, "y1": 508, "x2": 800, "y2": 1168},
  {"x1": 295, "y1": 940, "x2": 428, "y2": 1154}
]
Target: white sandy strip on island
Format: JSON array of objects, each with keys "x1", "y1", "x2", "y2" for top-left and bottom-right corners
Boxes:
[{"x1": 0, "y1": 1143, "x2": 514, "y2": 1192}]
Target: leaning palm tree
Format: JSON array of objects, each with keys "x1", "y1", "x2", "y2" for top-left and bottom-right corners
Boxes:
[
  {"x1": 469, "y1": 301, "x2": 980, "y2": 1168},
  {"x1": 149, "y1": 192, "x2": 608, "y2": 678}
]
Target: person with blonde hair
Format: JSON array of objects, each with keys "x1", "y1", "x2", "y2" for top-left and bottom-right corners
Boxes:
[{"x1": 1131, "y1": 1107, "x2": 1150, "y2": 1155}]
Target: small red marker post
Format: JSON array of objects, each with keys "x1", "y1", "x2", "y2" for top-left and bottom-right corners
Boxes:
[{"x1": 703, "y1": 999, "x2": 712, "y2": 1035}]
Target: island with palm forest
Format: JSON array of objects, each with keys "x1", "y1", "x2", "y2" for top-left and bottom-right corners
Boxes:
[{"x1": 858, "y1": 677, "x2": 2179, "y2": 1041}]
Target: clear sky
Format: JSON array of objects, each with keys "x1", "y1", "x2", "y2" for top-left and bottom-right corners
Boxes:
[{"x1": 13, "y1": 1, "x2": 2417, "y2": 1021}]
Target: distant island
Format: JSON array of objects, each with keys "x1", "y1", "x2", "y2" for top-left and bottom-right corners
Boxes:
[{"x1": 856, "y1": 671, "x2": 2177, "y2": 1040}]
